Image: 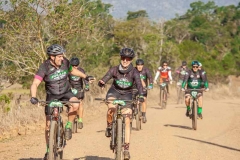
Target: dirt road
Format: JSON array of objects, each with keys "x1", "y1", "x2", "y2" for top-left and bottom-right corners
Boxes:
[{"x1": 0, "y1": 93, "x2": 240, "y2": 160}]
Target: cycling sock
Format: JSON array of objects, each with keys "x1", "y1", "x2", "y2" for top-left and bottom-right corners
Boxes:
[
  {"x1": 142, "y1": 112, "x2": 146, "y2": 117},
  {"x1": 46, "y1": 145, "x2": 49, "y2": 153},
  {"x1": 198, "y1": 107, "x2": 202, "y2": 114},
  {"x1": 124, "y1": 143, "x2": 130, "y2": 150},
  {"x1": 78, "y1": 118, "x2": 83, "y2": 122},
  {"x1": 65, "y1": 121, "x2": 72, "y2": 129},
  {"x1": 187, "y1": 106, "x2": 191, "y2": 111}
]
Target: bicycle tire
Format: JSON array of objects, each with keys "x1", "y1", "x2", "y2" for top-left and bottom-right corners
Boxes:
[
  {"x1": 192, "y1": 100, "x2": 197, "y2": 130},
  {"x1": 49, "y1": 121, "x2": 58, "y2": 160},
  {"x1": 159, "y1": 88, "x2": 162, "y2": 107},
  {"x1": 177, "y1": 87, "x2": 181, "y2": 104},
  {"x1": 115, "y1": 118, "x2": 123, "y2": 160},
  {"x1": 136, "y1": 103, "x2": 141, "y2": 131},
  {"x1": 161, "y1": 89, "x2": 167, "y2": 109}
]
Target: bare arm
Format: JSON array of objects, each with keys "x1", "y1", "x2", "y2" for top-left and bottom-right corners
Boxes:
[
  {"x1": 30, "y1": 78, "x2": 42, "y2": 97},
  {"x1": 70, "y1": 67, "x2": 87, "y2": 78}
]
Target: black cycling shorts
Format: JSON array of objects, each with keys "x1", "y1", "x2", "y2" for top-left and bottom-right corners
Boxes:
[
  {"x1": 45, "y1": 90, "x2": 75, "y2": 115},
  {"x1": 106, "y1": 87, "x2": 132, "y2": 108},
  {"x1": 132, "y1": 88, "x2": 147, "y2": 98},
  {"x1": 75, "y1": 89, "x2": 85, "y2": 100}
]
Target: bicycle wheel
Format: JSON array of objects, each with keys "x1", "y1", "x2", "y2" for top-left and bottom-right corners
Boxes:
[
  {"x1": 192, "y1": 100, "x2": 197, "y2": 130},
  {"x1": 115, "y1": 118, "x2": 123, "y2": 160},
  {"x1": 72, "y1": 117, "x2": 78, "y2": 134},
  {"x1": 159, "y1": 88, "x2": 162, "y2": 107},
  {"x1": 161, "y1": 89, "x2": 167, "y2": 109},
  {"x1": 136, "y1": 103, "x2": 141, "y2": 131},
  {"x1": 49, "y1": 121, "x2": 58, "y2": 160},
  {"x1": 177, "y1": 86, "x2": 181, "y2": 104},
  {"x1": 58, "y1": 120, "x2": 64, "y2": 160}
]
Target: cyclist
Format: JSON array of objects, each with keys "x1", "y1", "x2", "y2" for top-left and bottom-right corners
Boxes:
[
  {"x1": 69, "y1": 57, "x2": 89, "y2": 129},
  {"x1": 175, "y1": 60, "x2": 189, "y2": 86},
  {"x1": 134, "y1": 59, "x2": 153, "y2": 123},
  {"x1": 181, "y1": 61, "x2": 209, "y2": 119},
  {"x1": 29, "y1": 44, "x2": 94, "y2": 160},
  {"x1": 154, "y1": 61, "x2": 173, "y2": 94},
  {"x1": 98, "y1": 48, "x2": 144, "y2": 160}
]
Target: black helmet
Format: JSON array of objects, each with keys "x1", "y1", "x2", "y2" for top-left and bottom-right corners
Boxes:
[
  {"x1": 70, "y1": 57, "x2": 80, "y2": 66},
  {"x1": 191, "y1": 60, "x2": 199, "y2": 66},
  {"x1": 47, "y1": 44, "x2": 65, "y2": 56},
  {"x1": 182, "y1": 61, "x2": 187, "y2": 66},
  {"x1": 120, "y1": 48, "x2": 135, "y2": 58},
  {"x1": 136, "y1": 59, "x2": 144, "y2": 65}
]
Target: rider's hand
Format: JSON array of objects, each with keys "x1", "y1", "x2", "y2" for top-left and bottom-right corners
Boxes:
[
  {"x1": 154, "y1": 80, "x2": 157, "y2": 84},
  {"x1": 181, "y1": 88, "x2": 185, "y2": 92},
  {"x1": 85, "y1": 84, "x2": 89, "y2": 91},
  {"x1": 138, "y1": 95, "x2": 145, "y2": 103},
  {"x1": 85, "y1": 76, "x2": 95, "y2": 83},
  {"x1": 30, "y1": 97, "x2": 38, "y2": 104},
  {"x1": 98, "y1": 80, "x2": 105, "y2": 88},
  {"x1": 205, "y1": 88, "x2": 209, "y2": 92},
  {"x1": 148, "y1": 83, "x2": 153, "y2": 90}
]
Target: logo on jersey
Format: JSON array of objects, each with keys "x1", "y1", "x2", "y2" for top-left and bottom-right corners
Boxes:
[
  {"x1": 50, "y1": 70, "x2": 68, "y2": 80},
  {"x1": 190, "y1": 80, "x2": 199, "y2": 86},
  {"x1": 70, "y1": 75, "x2": 80, "y2": 81},
  {"x1": 140, "y1": 74, "x2": 146, "y2": 80},
  {"x1": 116, "y1": 78, "x2": 132, "y2": 88},
  {"x1": 180, "y1": 70, "x2": 186, "y2": 75}
]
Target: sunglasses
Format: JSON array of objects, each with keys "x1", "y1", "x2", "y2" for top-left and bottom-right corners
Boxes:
[
  {"x1": 163, "y1": 64, "x2": 167, "y2": 66},
  {"x1": 121, "y1": 57, "x2": 132, "y2": 61},
  {"x1": 192, "y1": 66, "x2": 199, "y2": 68}
]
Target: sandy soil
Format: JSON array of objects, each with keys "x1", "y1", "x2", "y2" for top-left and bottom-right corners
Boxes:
[{"x1": 0, "y1": 88, "x2": 240, "y2": 160}]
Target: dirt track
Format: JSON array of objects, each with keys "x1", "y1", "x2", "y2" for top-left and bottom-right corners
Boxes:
[{"x1": 0, "y1": 89, "x2": 240, "y2": 160}]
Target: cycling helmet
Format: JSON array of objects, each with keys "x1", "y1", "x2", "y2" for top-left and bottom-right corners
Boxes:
[
  {"x1": 70, "y1": 57, "x2": 80, "y2": 66},
  {"x1": 47, "y1": 44, "x2": 66, "y2": 56},
  {"x1": 198, "y1": 62, "x2": 202, "y2": 67},
  {"x1": 120, "y1": 48, "x2": 135, "y2": 58},
  {"x1": 191, "y1": 60, "x2": 199, "y2": 66},
  {"x1": 136, "y1": 59, "x2": 144, "y2": 65},
  {"x1": 182, "y1": 61, "x2": 187, "y2": 66}
]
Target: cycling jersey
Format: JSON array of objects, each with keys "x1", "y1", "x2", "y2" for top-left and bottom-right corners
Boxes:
[
  {"x1": 69, "y1": 67, "x2": 88, "y2": 90},
  {"x1": 35, "y1": 57, "x2": 72, "y2": 95},
  {"x1": 101, "y1": 64, "x2": 144, "y2": 95},
  {"x1": 175, "y1": 66, "x2": 189, "y2": 81},
  {"x1": 182, "y1": 70, "x2": 208, "y2": 89},
  {"x1": 154, "y1": 66, "x2": 172, "y2": 82},
  {"x1": 137, "y1": 67, "x2": 153, "y2": 86}
]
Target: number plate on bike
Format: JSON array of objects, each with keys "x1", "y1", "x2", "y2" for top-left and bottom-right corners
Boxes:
[
  {"x1": 190, "y1": 91, "x2": 198, "y2": 98},
  {"x1": 161, "y1": 83, "x2": 166, "y2": 87},
  {"x1": 113, "y1": 100, "x2": 126, "y2": 106},
  {"x1": 49, "y1": 101, "x2": 63, "y2": 108}
]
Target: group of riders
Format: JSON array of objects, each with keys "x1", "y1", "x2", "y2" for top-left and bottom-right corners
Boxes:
[{"x1": 29, "y1": 44, "x2": 209, "y2": 160}]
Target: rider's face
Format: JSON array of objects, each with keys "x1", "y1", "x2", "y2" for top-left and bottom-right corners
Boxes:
[
  {"x1": 192, "y1": 65, "x2": 199, "y2": 72},
  {"x1": 121, "y1": 56, "x2": 132, "y2": 68},
  {"x1": 50, "y1": 54, "x2": 64, "y2": 66},
  {"x1": 136, "y1": 65, "x2": 143, "y2": 71},
  {"x1": 163, "y1": 63, "x2": 167, "y2": 68}
]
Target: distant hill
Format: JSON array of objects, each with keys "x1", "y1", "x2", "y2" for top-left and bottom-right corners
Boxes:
[{"x1": 101, "y1": 0, "x2": 239, "y2": 20}]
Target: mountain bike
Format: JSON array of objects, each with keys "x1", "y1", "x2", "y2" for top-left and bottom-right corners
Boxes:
[
  {"x1": 186, "y1": 89, "x2": 204, "y2": 130},
  {"x1": 95, "y1": 98, "x2": 134, "y2": 160},
  {"x1": 39, "y1": 100, "x2": 80, "y2": 160},
  {"x1": 159, "y1": 82, "x2": 169, "y2": 109},
  {"x1": 176, "y1": 80, "x2": 184, "y2": 104}
]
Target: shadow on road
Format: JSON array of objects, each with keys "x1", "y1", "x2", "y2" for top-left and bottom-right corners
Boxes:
[
  {"x1": 164, "y1": 124, "x2": 192, "y2": 130},
  {"x1": 19, "y1": 158, "x2": 42, "y2": 160},
  {"x1": 150, "y1": 107, "x2": 163, "y2": 110},
  {"x1": 175, "y1": 135, "x2": 240, "y2": 152},
  {"x1": 96, "y1": 130, "x2": 105, "y2": 133},
  {"x1": 74, "y1": 156, "x2": 112, "y2": 160}
]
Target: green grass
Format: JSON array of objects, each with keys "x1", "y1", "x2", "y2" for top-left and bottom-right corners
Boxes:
[{"x1": 1, "y1": 89, "x2": 29, "y2": 94}]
